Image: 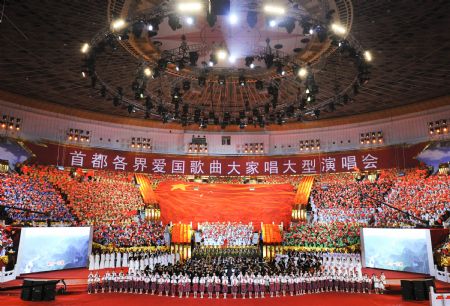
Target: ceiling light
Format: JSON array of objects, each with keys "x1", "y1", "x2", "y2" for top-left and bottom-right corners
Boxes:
[
  {"x1": 331, "y1": 23, "x2": 346, "y2": 35},
  {"x1": 112, "y1": 19, "x2": 126, "y2": 30},
  {"x1": 228, "y1": 14, "x2": 238, "y2": 25},
  {"x1": 185, "y1": 17, "x2": 194, "y2": 25},
  {"x1": 298, "y1": 67, "x2": 307, "y2": 78},
  {"x1": 208, "y1": 61, "x2": 214, "y2": 67},
  {"x1": 148, "y1": 24, "x2": 153, "y2": 31},
  {"x1": 264, "y1": 4, "x2": 286, "y2": 15},
  {"x1": 364, "y1": 50, "x2": 372, "y2": 62},
  {"x1": 144, "y1": 67, "x2": 152, "y2": 76},
  {"x1": 309, "y1": 28, "x2": 314, "y2": 35},
  {"x1": 269, "y1": 20, "x2": 277, "y2": 27},
  {"x1": 228, "y1": 55, "x2": 236, "y2": 64},
  {"x1": 250, "y1": 63, "x2": 255, "y2": 69},
  {"x1": 177, "y1": 2, "x2": 202, "y2": 12},
  {"x1": 81, "y1": 43, "x2": 89, "y2": 54},
  {"x1": 217, "y1": 49, "x2": 227, "y2": 60}
]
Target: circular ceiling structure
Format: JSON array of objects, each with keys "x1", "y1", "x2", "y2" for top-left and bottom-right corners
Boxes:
[{"x1": 83, "y1": 0, "x2": 371, "y2": 127}]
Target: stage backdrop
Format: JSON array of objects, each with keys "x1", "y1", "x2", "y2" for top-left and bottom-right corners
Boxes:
[
  {"x1": 155, "y1": 181, "x2": 295, "y2": 229},
  {"x1": 24, "y1": 141, "x2": 426, "y2": 176}
]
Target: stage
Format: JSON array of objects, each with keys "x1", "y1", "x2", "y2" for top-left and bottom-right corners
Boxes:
[{"x1": 1, "y1": 268, "x2": 449, "y2": 306}]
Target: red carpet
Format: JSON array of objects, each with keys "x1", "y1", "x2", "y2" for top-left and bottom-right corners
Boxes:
[
  {"x1": 155, "y1": 181, "x2": 295, "y2": 229},
  {"x1": 0, "y1": 291, "x2": 431, "y2": 306},
  {"x1": 2, "y1": 268, "x2": 449, "y2": 305}
]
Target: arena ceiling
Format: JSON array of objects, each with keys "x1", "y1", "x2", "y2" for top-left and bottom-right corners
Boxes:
[{"x1": 0, "y1": 0, "x2": 449, "y2": 128}]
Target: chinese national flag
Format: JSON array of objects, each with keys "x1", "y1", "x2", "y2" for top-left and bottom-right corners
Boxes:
[{"x1": 155, "y1": 181, "x2": 295, "y2": 230}]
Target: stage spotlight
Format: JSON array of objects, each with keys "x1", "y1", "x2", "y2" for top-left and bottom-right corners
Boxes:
[
  {"x1": 331, "y1": 23, "x2": 346, "y2": 35},
  {"x1": 176, "y1": 60, "x2": 185, "y2": 71},
  {"x1": 269, "y1": 20, "x2": 277, "y2": 28},
  {"x1": 228, "y1": 55, "x2": 236, "y2": 64},
  {"x1": 239, "y1": 75, "x2": 246, "y2": 86},
  {"x1": 185, "y1": 16, "x2": 194, "y2": 25},
  {"x1": 209, "y1": 53, "x2": 218, "y2": 65},
  {"x1": 217, "y1": 49, "x2": 227, "y2": 60},
  {"x1": 245, "y1": 56, "x2": 254, "y2": 68},
  {"x1": 189, "y1": 51, "x2": 199, "y2": 66},
  {"x1": 112, "y1": 19, "x2": 126, "y2": 30},
  {"x1": 298, "y1": 67, "x2": 307, "y2": 78},
  {"x1": 177, "y1": 2, "x2": 202, "y2": 12},
  {"x1": 147, "y1": 24, "x2": 153, "y2": 31},
  {"x1": 247, "y1": 11, "x2": 257, "y2": 28},
  {"x1": 228, "y1": 13, "x2": 238, "y2": 25},
  {"x1": 364, "y1": 50, "x2": 372, "y2": 62},
  {"x1": 144, "y1": 67, "x2": 152, "y2": 77},
  {"x1": 276, "y1": 63, "x2": 285, "y2": 75},
  {"x1": 81, "y1": 43, "x2": 89, "y2": 54},
  {"x1": 218, "y1": 75, "x2": 226, "y2": 85},
  {"x1": 264, "y1": 4, "x2": 286, "y2": 15}
]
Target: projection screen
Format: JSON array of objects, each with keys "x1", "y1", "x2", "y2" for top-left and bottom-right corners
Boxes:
[{"x1": 16, "y1": 227, "x2": 93, "y2": 274}]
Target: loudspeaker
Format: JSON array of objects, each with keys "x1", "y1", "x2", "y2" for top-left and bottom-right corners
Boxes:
[
  {"x1": 21, "y1": 279, "x2": 58, "y2": 301},
  {"x1": 401, "y1": 279, "x2": 434, "y2": 301}
]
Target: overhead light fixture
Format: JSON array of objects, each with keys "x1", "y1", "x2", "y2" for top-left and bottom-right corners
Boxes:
[
  {"x1": 264, "y1": 4, "x2": 286, "y2": 15},
  {"x1": 217, "y1": 49, "x2": 227, "y2": 60},
  {"x1": 250, "y1": 63, "x2": 255, "y2": 69},
  {"x1": 364, "y1": 50, "x2": 372, "y2": 62},
  {"x1": 185, "y1": 17, "x2": 194, "y2": 25},
  {"x1": 148, "y1": 24, "x2": 153, "y2": 31},
  {"x1": 81, "y1": 43, "x2": 90, "y2": 54},
  {"x1": 144, "y1": 67, "x2": 152, "y2": 76},
  {"x1": 331, "y1": 23, "x2": 346, "y2": 35},
  {"x1": 208, "y1": 61, "x2": 214, "y2": 67},
  {"x1": 177, "y1": 2, "x2": 202, "y2": 12},
  {"x1": 269, "y1": 20, "x2": 277, "y2": 27},
  {"x1": 298, "y1": 67, "x2": 307, "y2": 78},
  {"x1": 228, "y1": 13, "x2": 238, "y2": 25},
  {"x1": 112, "y1": 19, "x2": 126, "y2": 30},
  {"x1": 228, "y1": 55, "x2": 236, "y2": 64}
]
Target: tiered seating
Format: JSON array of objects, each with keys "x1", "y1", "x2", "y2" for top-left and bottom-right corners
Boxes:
[
  {"x1": 283, "y1": 222, "x2": 361, "y2": 248},
  {"x1": 0, "y1": 224, "x2": 13, "y2": 256},
  {"x1": 386, "y1": 170, "x2": 449, "y2": 226},
  {"x1": 25, "y1": 166, "x2": 166, "y2": 247},
  {"x1": 93, "y1": 221, "x2": 166, "y2": 247},
  {"x1": 0, "y1": 172, "x2": 74, "y2": 222},
  {"x1": 199, "y1": 222, "x2": 255, "y2": 246},
  {"x1": 41, "y1": 168, "x2": 143, "y2": 223}
]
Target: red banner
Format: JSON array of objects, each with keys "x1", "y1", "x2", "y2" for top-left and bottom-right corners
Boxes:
[
  {"x1": 25, "y1": 141, "x2": 425, "y2": 176},
  {"x1": 155, "y1": 181, "x2": 295, "y2": 228}
]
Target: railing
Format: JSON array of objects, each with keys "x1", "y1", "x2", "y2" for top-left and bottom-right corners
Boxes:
[
  {"x1": 429, "y1": 286, "x2": 450, "y2": 306},
  {"x1": 436, "y1": 265, "x2": 450, "y2": 283},
  {"x1": 0, "y1": 266, "x2": 16, "y2": 283}
]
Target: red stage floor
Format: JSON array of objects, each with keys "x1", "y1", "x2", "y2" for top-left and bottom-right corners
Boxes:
[{"x1": 1, "y1": 268, "x2": 450, "y2": 306}]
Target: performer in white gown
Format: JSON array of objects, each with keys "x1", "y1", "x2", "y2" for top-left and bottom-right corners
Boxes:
[
  {"x1": 122, "y1": 252, "x2": 128, "y2": 267},
  {"x1": 94, "y1": 253, "x2": 100, "y2": 270},
  {"x1": 116, "y1": 252, "x2": 122, "y2": 268},
  {"x1": 105, "y1": 252, "x2": 110, "y2": 269},
  {"x1": 99, "y1": 252, "x2": 105, "y2": 270},
  {"x1": 110, "y1": 252, "x2": 115, "y2": 269},
  {"x1": 88, "y1": 254, "x2": 95, "y2": 270}
]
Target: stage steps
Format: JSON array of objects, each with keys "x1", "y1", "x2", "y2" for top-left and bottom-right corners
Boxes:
[{"x1": 292, "y1": 176, "x2": 315, "y2": 221}]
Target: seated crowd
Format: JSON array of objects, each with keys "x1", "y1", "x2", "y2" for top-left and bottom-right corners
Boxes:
[
  {"x1": 0, "y1": 172, "x2": 74, "y2": 223},
  {"x1": 283, "y1": 222, "x2": 361, "y2": 248},
  {"x1": 199, "y1": 222, "x2": 255, "y2": 246},
  {"x1": 0, "y1": 224, "x2": 13, "y2": 256}
]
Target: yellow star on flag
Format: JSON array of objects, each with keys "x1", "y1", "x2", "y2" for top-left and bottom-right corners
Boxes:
[{"x1": 171, "y1": 184, "x2": 189, "y2": 191}]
